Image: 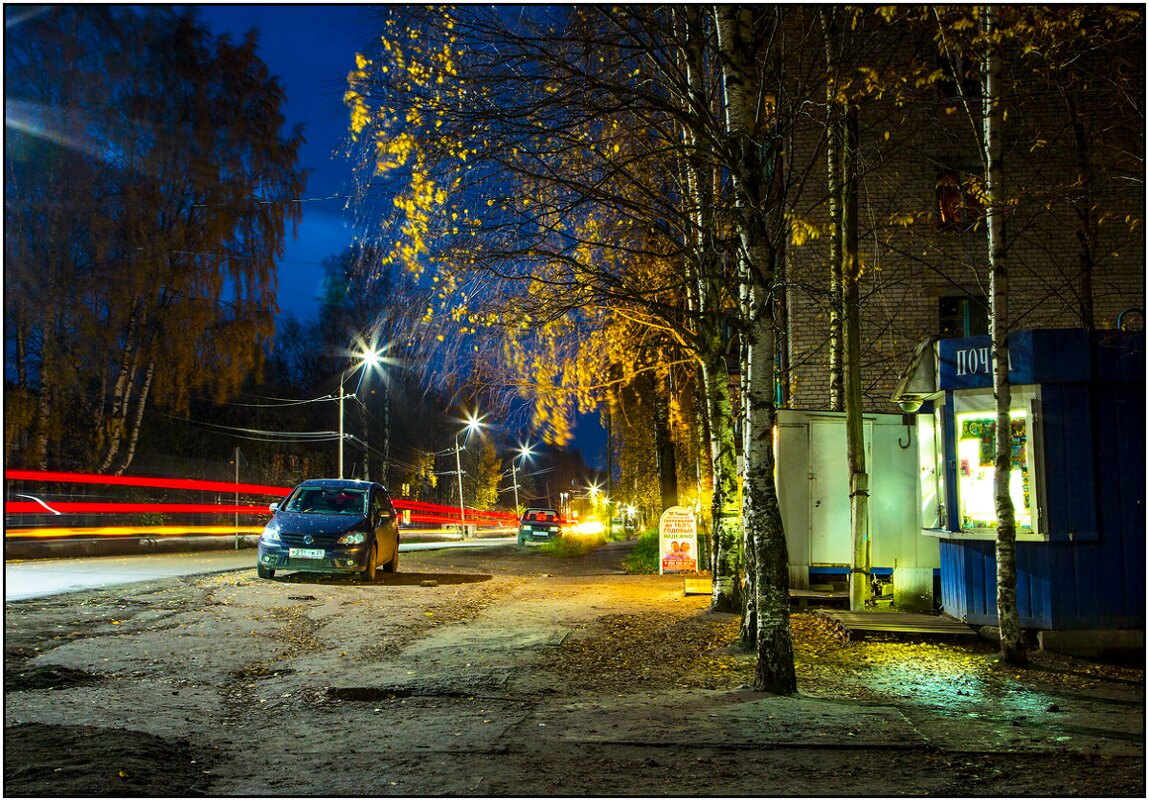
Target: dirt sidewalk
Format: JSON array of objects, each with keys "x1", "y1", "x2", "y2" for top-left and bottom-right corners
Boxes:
[{"x1": 5, "y1": 543, "x2": 1144, "y2": 796}]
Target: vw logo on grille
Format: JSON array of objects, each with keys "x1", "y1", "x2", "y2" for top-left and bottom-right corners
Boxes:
[{"x1": 303, "y1": 535, "x2": 314, "y2": 545}]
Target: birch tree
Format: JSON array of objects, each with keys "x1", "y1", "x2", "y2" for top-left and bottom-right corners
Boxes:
[
  {"x1": 713, "y1": 4, "x2": 796, "y2": 693},
  {"x1": 672, "y1": 5, "x2": 744, "y2": 614},
  {"x1": 819, "y1": 8, "x2": 870, "y2": 611},
  {"x1": 842, "y1": 103, "x2": 872, "y2": 613},
  {"x1": 981, "y1": 5, "x2": 1026, "y2": 666}
]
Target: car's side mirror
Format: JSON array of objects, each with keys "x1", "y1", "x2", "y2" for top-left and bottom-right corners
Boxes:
[{"x1": 269, "y1": 502, "x2": 280, "y2": 512}]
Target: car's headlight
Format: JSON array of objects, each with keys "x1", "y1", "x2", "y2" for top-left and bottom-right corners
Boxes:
[
  {"x1": 548, "y1": 526, "x2": 559, "y2": 533},
  {"x1": 337, "y1": 532, "x2": 366, "y2": 545},
  {"x1": 260, "y1": 521, "x2": 281, "y2": 544},
  {"x1": 520, "y1": 526, "x2": 532, "y2": 532}
]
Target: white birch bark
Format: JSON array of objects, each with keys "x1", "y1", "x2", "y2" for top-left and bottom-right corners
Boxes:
[
  {"x1": 983, "y1": 5, "x2": 1026, "y2": 665},
  {"x1": 677, "y1": 6, "x2": 743, "y2": 612},
  {"x1": 842, "y1": 104, "x2": 872, "y2": 612},
  {"x1": 714, "y1": 3, "x2": 796, "y2": 693}
]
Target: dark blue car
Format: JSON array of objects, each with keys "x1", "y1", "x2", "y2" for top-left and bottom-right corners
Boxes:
[{"x1": 257, "y1": 479, "x2": 400, "y2": 581}]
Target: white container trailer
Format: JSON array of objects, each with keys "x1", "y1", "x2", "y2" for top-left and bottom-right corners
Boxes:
[{"x1": 775, "y1": 409, "x2": 939, "y2": 611}]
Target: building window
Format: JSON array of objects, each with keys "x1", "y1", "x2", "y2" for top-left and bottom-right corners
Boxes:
[
  {"x1": 939, "y1": 296, "x2": 989, "y2": 338},
  {"x1": 935, "y1": 169, "x2": 983, "y2": 231},
  {"x1": 956, "y1": 407, "x2": 1033, "y2": 533},
  {"x1": 935, "y1": 47, "x2": 981, "y2": 108}
]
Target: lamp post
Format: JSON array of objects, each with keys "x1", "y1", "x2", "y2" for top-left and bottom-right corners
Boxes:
[
  {"x1": 454, "y1": 413, "x2": 483, "y2": 537},
  {"x1": 338, "y1": 348, "x2": 381, "y2": 479},
  {"x1": 511, "y1": 443, "x2": 534, "y2": 517}
]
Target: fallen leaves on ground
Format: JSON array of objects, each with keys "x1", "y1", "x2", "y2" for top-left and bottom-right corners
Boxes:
[{"x1": 546, "y1": 610, "x2": 751, "y2": 691}]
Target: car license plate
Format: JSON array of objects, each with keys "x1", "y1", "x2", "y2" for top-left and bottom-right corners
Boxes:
[{"x1": 288, "y1": 548, "x2": 325, "y2": 560}]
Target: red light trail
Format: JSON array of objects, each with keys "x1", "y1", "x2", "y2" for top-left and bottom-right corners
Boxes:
[{"x1": 5, "y1": 470, "x2": 517, "y2": 538}]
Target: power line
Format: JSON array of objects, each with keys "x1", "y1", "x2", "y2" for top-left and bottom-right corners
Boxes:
[
  {"x1": 214, "y1": 431, "x2": 341, "y2": 445},
  {"x1": 229, "y1": 392, "x2": 337, "y2": 408},
  {"x1": 160, "y1": 413, "x2": 340, "y2": 443}
]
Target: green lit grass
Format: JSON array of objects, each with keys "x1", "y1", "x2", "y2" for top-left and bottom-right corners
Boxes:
[
  {"x1": 621, "y1": 529, "x2": 659, "y2": 574},
  {"x1": 538, "y1": 534, "x2": 604, "y2": 557}
]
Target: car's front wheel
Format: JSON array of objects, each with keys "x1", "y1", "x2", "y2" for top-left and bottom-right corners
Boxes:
[
  {"x1": 360, "y1": 543, "x2": 378, "y2": 582},
  {"x1": 257, "y1": 564, "x2": 275, "y2": 579}
]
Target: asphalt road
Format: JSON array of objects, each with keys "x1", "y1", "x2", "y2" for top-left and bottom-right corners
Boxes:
[{"x1": 3, "y1": 538, "x2": 515, "y2": 601}]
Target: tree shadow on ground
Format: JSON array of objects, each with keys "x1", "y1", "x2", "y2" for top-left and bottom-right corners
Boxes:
[{"x1": 269, "y1": 570, "x2": 492, "y2": 587}]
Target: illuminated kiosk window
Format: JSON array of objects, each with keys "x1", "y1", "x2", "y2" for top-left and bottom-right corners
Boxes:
[{"x1": 955, "y1": 407, "x2": 1032, "y2": 533}]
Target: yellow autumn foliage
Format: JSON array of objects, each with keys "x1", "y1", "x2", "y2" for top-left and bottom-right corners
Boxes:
[{"x1": 788, "y1": 215, "x2": 821, "y2": 246}]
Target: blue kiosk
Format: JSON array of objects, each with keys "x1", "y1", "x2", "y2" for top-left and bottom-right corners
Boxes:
[{"x1": 907, "y1": 328, "x2": 1144, "y2": 653}]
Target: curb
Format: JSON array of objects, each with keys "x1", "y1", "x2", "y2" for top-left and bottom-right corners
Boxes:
[
  {"x1": 4, "y1": 535, "x2": 260, "y2": 561},
  {"x1": 4, "y1": 531, "x2": 512, "y2": 561}
]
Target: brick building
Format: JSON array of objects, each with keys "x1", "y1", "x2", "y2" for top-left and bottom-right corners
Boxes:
[{"x1": 778, "y1": 19, "x2": 1144, "y2": 414}]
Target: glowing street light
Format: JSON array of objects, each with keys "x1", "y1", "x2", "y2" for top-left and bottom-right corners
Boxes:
[
  {"x1": 511, "y1": 442, "x2": 534, "y2": 516},
  {"x1": 338, "y1": 347, "x2": 382, "y2": 479},
  {"x1": 455, "y1": 412, "x2": 484, "y2": 537}
]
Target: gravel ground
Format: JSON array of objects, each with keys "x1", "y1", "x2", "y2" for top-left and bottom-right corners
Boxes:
[{"x1": 4, "y1": 542, "x2": 1144, "y2": 796}]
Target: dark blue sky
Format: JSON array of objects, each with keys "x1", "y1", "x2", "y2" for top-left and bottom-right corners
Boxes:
[{"x1": 198, "y1": 4, "x2": 374, "y2": 319}]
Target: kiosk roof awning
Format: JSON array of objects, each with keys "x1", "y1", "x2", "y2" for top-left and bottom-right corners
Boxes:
[{"x1": 890, "y1": 336, "x2": 939, "y2": 412}]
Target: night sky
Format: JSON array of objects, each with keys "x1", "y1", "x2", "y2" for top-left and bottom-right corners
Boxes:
[{"x1": 197, "y1": 4, "x2": 375, "y2": 320}]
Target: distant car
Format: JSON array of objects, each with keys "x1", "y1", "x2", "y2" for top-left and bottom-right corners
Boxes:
[
  {"x1": 518, "y1": 507, "x2": 562, "y2": 546},
  {"x1": 257, "y1": 479, "x2": 399, "y2": 581}
]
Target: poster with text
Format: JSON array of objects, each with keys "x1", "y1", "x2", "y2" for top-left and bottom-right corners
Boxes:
[{"x1": 658, "y1": 506, "x2": 698, "y2": 575}]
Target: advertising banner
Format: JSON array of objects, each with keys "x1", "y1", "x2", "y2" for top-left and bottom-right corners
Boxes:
[{"x1": 658, "y1": 506, "x2": 698, "y2": 575}]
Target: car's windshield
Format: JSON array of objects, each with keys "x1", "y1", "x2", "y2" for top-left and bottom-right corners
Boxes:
[
  {"x1": 283, "y1": 487, "x2": 367, "y2": 515},
  {"x1": 522, "y1": 509, "x2": 558, "y2": 523}
]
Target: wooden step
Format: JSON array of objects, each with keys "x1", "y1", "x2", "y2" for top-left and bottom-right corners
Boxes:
[{"x1": 818, "y1": 610, "x2": 977, "y2": 638}]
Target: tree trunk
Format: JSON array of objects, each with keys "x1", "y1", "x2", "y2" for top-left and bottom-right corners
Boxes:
[
  {"x1": 692, "y1": 378, "x2": 714, "y2": 571},
  {"x1": 715, "y1": 4, "x2": 796, "y2": 693},
  {"x1": 32, "y1": 365, "x2": 54, "y2": 471},
  {"x1": 99, "y1": 303, "x2": 145, "y2": 474},
  {"x1": 14, "y1": 316, "x2": 28, "y2": 388},
  {"x1": 738, "y1": 327, "x2": 757, "y2": 648},
  {"x1": 744, "y1": 279, "x2": 796, "y2": 694},
  {"x1": 843, "y1": 104, "x2": 871, "y2": 612},
  {"x1": 983, "y1": 5, "x2": 1027, "y2": 666},
  {"x1": 382, "y1": 381, "x2": 392, "y2": 487},
  {"x1": 654, "y1": 377, "x2": 679, "y2": 512},
  {"x1": 676, "y1": 8, "x2": 742, "y2": 614},
  {"x1": 822, "y1": 8, "x2": 846, "y2": 412},
  {"x1": 113, "y1": 357, "x2": 156, "y2": 476},
  {"x1": 701, "y1": 339, "x2": 743, "y2": 613},
  {"x1": 1067, "y1": 95, "x2": 1097, "y2": 331}
]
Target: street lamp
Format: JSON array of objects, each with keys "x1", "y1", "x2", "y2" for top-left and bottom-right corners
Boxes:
[
  {"x1": 455, "y1": 412, "x2": 483, "y2": 538},
  {"x1": 511, "y1": 442, "x2": 534, "y2": 516},
  {"x1": 338, "y1": 347, "x2": 382, "y2": 479}
]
